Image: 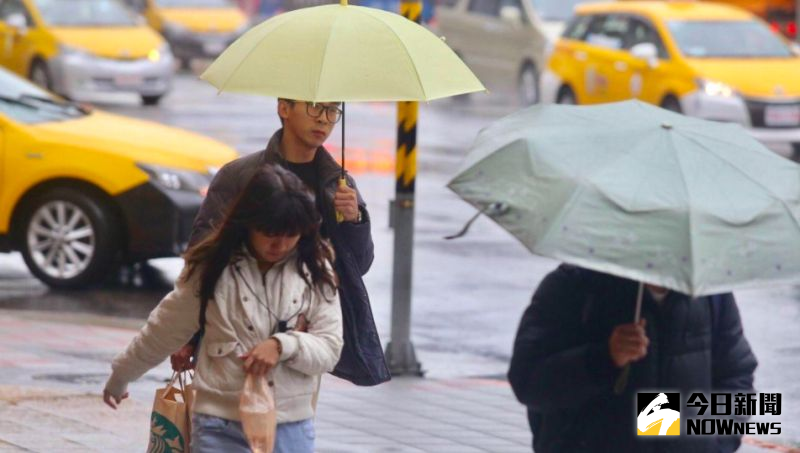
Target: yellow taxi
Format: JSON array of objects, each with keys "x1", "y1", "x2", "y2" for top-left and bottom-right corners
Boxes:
[
  {"x1": 126, "y1": 0, "x2": 249, "y2": 69},
  {"x1": 0, "y1": 0, "x2": 174, "y2": 105},
  {"x1": 541, "y1": 2, "x2": 800, "y2": 154},
  {"x1": 0, "y1": 65, "x2": 237, "y2": 288}
]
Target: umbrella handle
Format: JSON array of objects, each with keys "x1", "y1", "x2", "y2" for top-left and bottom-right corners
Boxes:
[
  {"x1": 613, "y1": 282, "x2": 645, "y2": 395},
  {"x1": 336, "y1": 178, "x2": 346, "y2": 223}
]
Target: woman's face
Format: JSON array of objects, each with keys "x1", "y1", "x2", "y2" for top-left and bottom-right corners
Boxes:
[{"x1": 248, "y1": 230, "x2": 301, "y2": 264}]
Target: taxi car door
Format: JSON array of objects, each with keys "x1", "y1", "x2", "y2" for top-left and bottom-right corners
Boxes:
[
  {"x1": 0, "y1": 0, "x2": 35, "y2": 76},
  {"x1": 622, "y1": 16, "x2": 674, "y2": 105},
  {"x1": 580, "y1": 14, "x2": 631, "y2": 103}
]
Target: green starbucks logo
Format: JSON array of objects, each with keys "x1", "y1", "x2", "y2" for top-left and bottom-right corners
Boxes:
[{"x1": 147, "y1": 412, "x2": 185, "y2": 453}]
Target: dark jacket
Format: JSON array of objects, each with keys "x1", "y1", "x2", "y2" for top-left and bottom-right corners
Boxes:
[
  {"x1": 508, "y1": 265, "x2": 757, "y2": 453},
  {"x1": 190, "y1": 130, "x2": 391, "y2": 386}
]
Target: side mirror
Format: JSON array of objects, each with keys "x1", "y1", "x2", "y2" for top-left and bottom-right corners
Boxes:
[
  {"x1": 5, "y1": 13, "x2": 28, "y2": 34},
  {"x1": 630, "y1": 42, "x2": 659, "y2": 67},
  {"x1": 499, "y1": 5, "x2": 522, "y2": 25}
]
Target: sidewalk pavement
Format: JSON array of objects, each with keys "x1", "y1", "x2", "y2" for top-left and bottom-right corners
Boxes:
[{"x1": 0, "y1": 311, "x2": 792, "y2": 453}]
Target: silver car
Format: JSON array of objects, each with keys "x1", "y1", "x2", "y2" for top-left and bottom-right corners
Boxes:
[{"x1": 430, "y1": 0, "x2": 604, "y2": 105}]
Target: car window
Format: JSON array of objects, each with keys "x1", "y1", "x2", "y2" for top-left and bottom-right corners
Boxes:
[
  {"x1": 0, "y1": 67, "x2": 84, "y2": 123},
  {"x1": 468, "y1": 0, "x2": 500, "y2": 16},
  {"x1": 0, "y1": 0, "x2": 32, "y2": 24},
  {"x1": 528, "y1": 0, "x2": 605, "y2": 22},
  {"x1": 563, "y1": 14, "x2": 593, "y2": 40},
  {"x1": 585, "y1": 14, "x2": 629, "y2": 50},
  {"x1": 35, "y1": 0, "x2": 138, "y2": 27},
  {"x1": 625, "y1": 18, "x2": 669, "y2": 59},
  {"x1": 437, "y1": 0, "x2": 459, "y2": 8},
  {"x1": 668, "y1": 20, "x2": 792, "y2": 58}
]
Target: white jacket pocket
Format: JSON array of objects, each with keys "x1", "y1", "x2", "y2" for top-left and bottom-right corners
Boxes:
[{"x1": 203, "y1": 340, "x2": 245, "y2": 393}]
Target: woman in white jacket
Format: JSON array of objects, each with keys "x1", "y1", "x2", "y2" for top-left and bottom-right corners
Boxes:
[{"x1": 103, "y1": 165, "x2": 343, "y2": 453}]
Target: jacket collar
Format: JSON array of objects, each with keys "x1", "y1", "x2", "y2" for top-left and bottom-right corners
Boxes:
[{"x1": 261, "y1": 129, "x2": 343, "y2": 187}]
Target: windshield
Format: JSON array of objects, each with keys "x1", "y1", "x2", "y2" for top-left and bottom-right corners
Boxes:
[
  {"x1": 527, "y1": 0, "x2": 604, "y2": 22},
  {"x1": 35, "y1": 0, "x2": 138, "y2": 27},
  {"x1": 154, "y1": 0, "x2": 233, "y2": 7},
  {"x1": 668, "y1": 20, "x2": 793, "y2": 58},
  {"x1": 0, "y1": 68, "x2": 85, "y2": 123}
]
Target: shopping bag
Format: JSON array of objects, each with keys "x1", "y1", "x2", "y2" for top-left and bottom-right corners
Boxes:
[
  {"x1": 147, "y1": 372, "x2": 192, "y2": 453},
  {"x1": 240, "y1": 373, "x2": 277, "y2": 453}
]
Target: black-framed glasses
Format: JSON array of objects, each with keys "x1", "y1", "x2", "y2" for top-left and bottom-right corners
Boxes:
[{"x1": 304, "y1": 102, "x2": 343, "y2": 124}]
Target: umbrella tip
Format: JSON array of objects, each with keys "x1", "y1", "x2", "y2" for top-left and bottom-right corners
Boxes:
[{"x1": 661, "y1": 123, "x2": 673, "y2": 130}]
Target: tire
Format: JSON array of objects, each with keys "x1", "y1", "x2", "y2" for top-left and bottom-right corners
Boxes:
[
  {"x1": 518, "y1": 63, "x2": 540, "y2": 106},
  {"x1": 141, "y1": 94, "x2": 163, "y2": 106},
  {"x1": 29, "y1": 59, "x2": 53, "y2": 91},
  {"x1": 18, "y1": 188, "x2": 119, "y2": 289},
  {"x1": 661, "y1": 96, "x2": 682, "y2": 114},
  {"x1": 791, "y1": 143, "x2": 800, "y2": 163},
  {"x1": 556, "y1": 86, "x2": 577, "y2": 105}
]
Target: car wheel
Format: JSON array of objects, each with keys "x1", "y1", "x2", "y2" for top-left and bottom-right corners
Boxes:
[
  {"x1": 661, "y1": 96, "x2": 682, "y2": 114},
  {"x1": 556, "y1": 86, "x2": 577, "y2": 105},
  {"x1": 518, "y1": 64, "x2": 539, "y2": 106},
  {"x1": 19, "y1": 188, "x2": 119, "y2": 289},
  {"x1": 141, "y1": 95, "x2": 163, "y2": 106},
  {"x1": 29, "y1": 59, "x2": 53, "y2": 91}
]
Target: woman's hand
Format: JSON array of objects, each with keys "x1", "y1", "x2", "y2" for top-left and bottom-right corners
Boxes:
[
  {"x1": 240, "y1": 338, "x2": 281, "y2": 376},
  {"x1": 103, "y1": 389, "x2": 129, "y2": 410},
  {"x1": 170, "y1": 343, "x2": 196, "y2": 371}
]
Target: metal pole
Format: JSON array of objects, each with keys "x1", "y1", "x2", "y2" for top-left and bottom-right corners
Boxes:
[{"x1": 385, "y1": 0, "x2": 423, "y2": 376}]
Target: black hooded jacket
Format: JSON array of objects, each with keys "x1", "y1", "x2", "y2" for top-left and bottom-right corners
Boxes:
[{"x1": 508, "y1": 265, "x2": 757, "y2": 452}]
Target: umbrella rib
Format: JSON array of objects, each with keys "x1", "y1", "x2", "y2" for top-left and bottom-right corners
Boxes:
[
  {"x1": 216, "y1": 18, "x2": 298, "y2": 95},
  {"x1": 315, "y1": 11, "x2": 342, "y2": 100},
  {"x1": 679, "y1": 130, "x2": 800, "y2": 228},
  {"x1": 351, "y1": 7, "x2": 427, "y2": 99},
  {"x1": 670, "y1": 133, "x2": 699, "y2": 296}
]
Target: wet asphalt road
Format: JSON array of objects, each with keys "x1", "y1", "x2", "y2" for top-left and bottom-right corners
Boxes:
[{"x1": 0, "y1": 69, "x2": 799, "y2": 446}]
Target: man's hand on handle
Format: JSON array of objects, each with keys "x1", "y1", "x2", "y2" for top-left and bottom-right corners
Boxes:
[{"x1": 609, "y1": 320, "x2": 649, "y2": 368}]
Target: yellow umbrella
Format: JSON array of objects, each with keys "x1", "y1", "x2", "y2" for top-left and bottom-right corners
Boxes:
[
  {"x1": 201, "y1": 0, "x2": 484, "y2": 220},
  {"x1": 200, "y1": 0, "x2": 485, "y2": 102}
]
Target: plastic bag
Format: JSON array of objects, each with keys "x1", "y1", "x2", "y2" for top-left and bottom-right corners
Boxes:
[{"x1": 239, "y1": 373, "x2": 277, "y2": 453}]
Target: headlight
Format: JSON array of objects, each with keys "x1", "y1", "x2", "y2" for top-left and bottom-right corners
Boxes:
[
  {"x1": 137, "y1": 163, "x2": 212, "y2": 195},
  {"x1": 163, "y1": 21, "x2": 189, "y2": 37},
  {"x1": 59, "y1": 44, "x2": 92, "y2": 59},
  {"x1": 696, "y1": 78, "x2": 737, "y2": 98},
  {"x1": 148, "y1": 44, "x2": 172, "y2": 62}
]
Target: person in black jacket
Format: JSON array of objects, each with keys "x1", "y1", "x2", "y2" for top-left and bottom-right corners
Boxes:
[
  {"x1": 508, "y1": 264, "x2": 757, "y2": 453},
  {"x1": 170, "y1": 99, "x2": 391, "y2": 386}
]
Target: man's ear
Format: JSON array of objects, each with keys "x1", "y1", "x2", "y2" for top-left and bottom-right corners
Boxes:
[{"x1": 277, "y1": 100, "x2": 291, "y2": 121}]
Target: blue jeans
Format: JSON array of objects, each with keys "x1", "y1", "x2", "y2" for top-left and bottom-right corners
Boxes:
[{"x1": 191, "y1": 413, "x2": 315, "y2": 453}]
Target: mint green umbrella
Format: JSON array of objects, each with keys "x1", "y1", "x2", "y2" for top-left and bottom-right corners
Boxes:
[{"x1": 448, "y1": 100, "x2": 800, "y2": 298}]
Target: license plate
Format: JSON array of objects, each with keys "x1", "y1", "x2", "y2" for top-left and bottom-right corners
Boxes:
[
  {"x1": 203, "y1": 42, "x2": 226, "y2": 55},
  {"x1": 764, "y1": 104, "x2": 800, "y2": 127},
  {"x1": 114, "y1": 75, "x2": 143, "y2": 87}
]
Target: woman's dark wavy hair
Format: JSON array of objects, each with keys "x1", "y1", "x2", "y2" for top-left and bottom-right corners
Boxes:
[{"x1": 183, "y1": 165, "x2": 337, "y2": 306}]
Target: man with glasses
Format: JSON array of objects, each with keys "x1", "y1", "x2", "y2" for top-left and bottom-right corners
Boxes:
[{"x1": 170, "y1": 98, "x2": 391, "y2": 387}]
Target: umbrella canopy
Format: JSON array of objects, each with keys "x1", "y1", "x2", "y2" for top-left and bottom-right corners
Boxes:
[
  {"x1": 200, "y1": 0, "x2": 485, "y2": 102},
  {"x1": 448, "y1": 100, "x2": 800, "y2": 297}
]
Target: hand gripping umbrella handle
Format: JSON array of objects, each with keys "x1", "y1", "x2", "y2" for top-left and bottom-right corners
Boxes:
[
  {"x1": 614, "y1": 282, "x2": 645, "y2": 395},
  {"x1": 336, "y1": 178, "x2": 346, "y2": 223}
]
